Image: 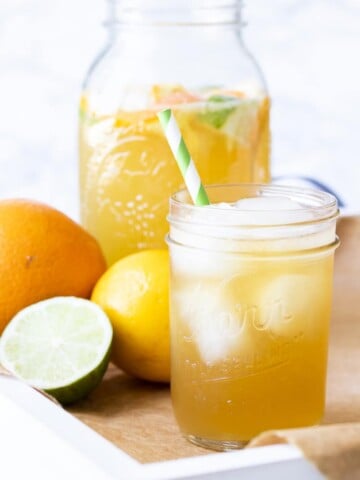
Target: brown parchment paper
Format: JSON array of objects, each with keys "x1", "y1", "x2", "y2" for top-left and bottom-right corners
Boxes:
[
  {"x1": 67, "y1": 216, "x2": 360, "y2": 473},
  {"x1": 248, "y1": 423, "x2": 360, "y2": 479},
  {"x1": 0, "y1": 364, "x2": 11, "y2": 376}
]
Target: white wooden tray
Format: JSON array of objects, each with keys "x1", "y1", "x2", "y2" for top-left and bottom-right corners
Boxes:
[{"x1": 0, "y1": 375, "x2": 324, "y2": 480}]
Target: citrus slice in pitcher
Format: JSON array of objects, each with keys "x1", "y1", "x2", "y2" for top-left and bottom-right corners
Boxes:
[
  {"x1": 150, "y1": 84, "x2": 201, "y2": 106},
  {"x1": 0, "y1": 297, "x2": 113, "y2": 405}
]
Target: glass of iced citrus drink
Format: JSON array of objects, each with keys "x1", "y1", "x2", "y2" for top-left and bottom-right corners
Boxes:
[{"x1": 167, "y1": 184, "x2": 339, "y2": 450}]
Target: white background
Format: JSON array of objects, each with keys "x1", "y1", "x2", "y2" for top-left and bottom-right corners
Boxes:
[{"x1": 0, "y1": 0, "x2": 359, "y2": 218}]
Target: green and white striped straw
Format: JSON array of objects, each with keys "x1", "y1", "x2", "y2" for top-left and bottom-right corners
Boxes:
[{"x1": 157, "y1": 108, "x2": 210, "y2": 206}]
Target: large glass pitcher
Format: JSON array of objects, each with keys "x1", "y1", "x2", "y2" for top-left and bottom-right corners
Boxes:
[{"x1": 79, "y1": 0, "x2": 270, "y2": 265}]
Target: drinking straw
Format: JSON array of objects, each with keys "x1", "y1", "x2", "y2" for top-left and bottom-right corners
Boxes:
[{"x1": 157, "y1": 109, "x2": 210, "y2": 206}]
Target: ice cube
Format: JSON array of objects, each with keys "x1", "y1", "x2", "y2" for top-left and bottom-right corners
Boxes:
[
  {"x1": 234, "y1": 196, "x2": 303, "y2": 211},
  {"x1": 173, "y1": 283, "x2": 249, "y2": 365},
  {"x1": 233, "y1": 196, "x2": 314, "y2": 225},
  {"x1": 170, "y1": 247, "x2": 245, "y2": 278},
  {"x1": 207, "y1": 202, "x2": 233, "y2": 209},
  {"x1": 258, "y1": 274, "x2": 319, "y2": 338}
]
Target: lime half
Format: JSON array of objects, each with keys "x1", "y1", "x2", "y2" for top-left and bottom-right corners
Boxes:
[{"x1": 0, "y1": 297, "x2": 113, "y2": 405}]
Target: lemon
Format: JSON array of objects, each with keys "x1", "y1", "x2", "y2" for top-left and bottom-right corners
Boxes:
[
  {"x1": 91, "y1": 250, "x2": 170, "y2": 383},
  {"x1": 0, "y1": 297, "x2": 113, "y2": 405}
]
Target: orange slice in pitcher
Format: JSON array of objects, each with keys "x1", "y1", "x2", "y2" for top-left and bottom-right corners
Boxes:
[{"x1": 150, "y1": 84, "x2": 201, "y2": 107}]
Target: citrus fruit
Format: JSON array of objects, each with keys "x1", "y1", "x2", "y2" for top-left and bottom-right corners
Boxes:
[
  {"x1": 0, "y1": 297, "x2": 113, "y2": 404},
  {"x1": 150, "y1": 84, "x2": 200, "y2": 106},
  {"x1": 199, "y1": 94, "x2": 238, "y2": 129},
  {"x1": 0, "y1": 199, "x2": 106, "y2": 334},
  {"x1": 91, "y1": 250, "x2": 170, "y2": 382},
  {"x1": 220, "y1": 98, "x2": 263, "y2": 144}
]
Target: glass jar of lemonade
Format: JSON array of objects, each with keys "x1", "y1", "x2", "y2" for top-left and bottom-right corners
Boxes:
[
  {"x1": 79, "y1": 0, "x2": 270, "y2": 265},
  {"x1": 168, "y1": 184, "x2": 339, "y2": 450}
]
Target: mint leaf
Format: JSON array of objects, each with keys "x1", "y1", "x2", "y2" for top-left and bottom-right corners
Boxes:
[{"x1": 199, "y1": 95, "x2": 237, "y2": 129}]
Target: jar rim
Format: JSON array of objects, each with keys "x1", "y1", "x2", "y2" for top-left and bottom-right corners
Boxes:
[
  {"x1": 106, "y1": 0, "x2": 242, "y2": 26},
  {"x1": 166, "y1": 233, "x2": 340, "y2": 258},
  {"x1": 169, "y1": 183, "x2": 339, "y2": 229}
]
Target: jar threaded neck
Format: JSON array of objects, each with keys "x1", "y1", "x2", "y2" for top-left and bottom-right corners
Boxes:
[{"x1": 107, "y1": 0, "x2": 242, "y2": 26}]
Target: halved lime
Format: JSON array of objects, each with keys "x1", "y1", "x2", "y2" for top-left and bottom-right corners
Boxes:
[{"x1": 0, "y1": 297, "x2": 113, "y2": 405}]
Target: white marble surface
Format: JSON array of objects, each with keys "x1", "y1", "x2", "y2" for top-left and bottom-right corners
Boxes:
[{"x1": 0, "y1": 0, "x2": 359, "y2": 219}]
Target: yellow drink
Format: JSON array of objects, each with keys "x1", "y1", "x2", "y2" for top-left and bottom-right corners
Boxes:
[
  {"x1": 79, "y1": 86, "x2": 270, "y2": 264},
  {"x1": 171, "y1": 255, "x2": 333, "y2": 445},
  {"x1": 168, "y1": 185, "x2": 339, "y2": 449}
]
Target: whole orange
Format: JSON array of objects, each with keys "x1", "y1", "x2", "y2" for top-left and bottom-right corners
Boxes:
[{"x1": 0, "y1": 199, "x2": 107, "y2": 334}]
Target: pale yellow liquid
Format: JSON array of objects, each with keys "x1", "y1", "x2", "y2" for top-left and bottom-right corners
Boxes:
[
  {"x1": 79, "y1": 93, "x2": 270, "y2": 265},
  {"x1": 170, "y1": 251, "x2": 334, "y2": 445}
]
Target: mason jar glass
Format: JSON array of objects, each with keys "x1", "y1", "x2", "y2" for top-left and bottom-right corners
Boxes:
[
  {"x1": 79, "y1": 0, "x2": 270, "y2": 265},
  {"x1": 167, "y1": 184, "x2": 339, "y2": 450}
]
